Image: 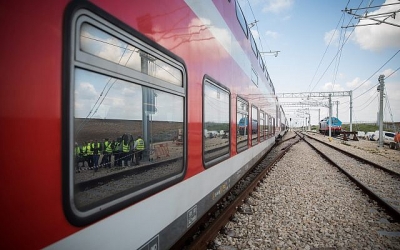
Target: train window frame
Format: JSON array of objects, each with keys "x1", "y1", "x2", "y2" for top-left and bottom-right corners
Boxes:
[
  {"x1": 236, "y1": 96, "x2": 249, "y2": 153},
  {"x1": 259, "y1": 54, "x2": 265, "y2": 71},
  {"x1": 202, "y1": 75, "x2": 231, "y2": 168},
  {"x1": 250, "y1": 33, "x2": 257, "y2": 58},
  {"x1": 251, "y1": 105, "x2": 259, "y2": 145},
  {"x1": 267, "y1": 114, "x2": 272, "y2": 136},
  {"x1": 62, "y1": 1, "x2": 187, "y2": 226},
  {"x1": 251, "y1": 67, "x2": 258, "y2": 87},
  {"x1": 272, "y1": 117, "x2": 276, "y2": 134},
  {"x1": 235, "y1": 0, "x2": 248, "y2": 38},
  {"x1": 259, "y1": 110, "x2": 266, "y2": 142}
]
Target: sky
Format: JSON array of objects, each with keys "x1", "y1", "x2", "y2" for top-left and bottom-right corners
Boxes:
[{"x1": 237, "y1": 0, "x2": 400, "y2": 126}]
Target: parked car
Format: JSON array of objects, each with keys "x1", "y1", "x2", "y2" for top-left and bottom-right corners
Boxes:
[
  {"x1": 384, "y1": 132, "x2": 395, "y2": 144},
  {"x1": 369, "y1": 131, "x2": 395, "y2": 144}
]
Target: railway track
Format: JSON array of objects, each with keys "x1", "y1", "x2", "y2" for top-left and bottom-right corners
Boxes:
[
  {"x1": 173, "y1": 134, "x2": 301, "y2": 249},
  {"x1": 302, "y1": 133, "x2": 400, "y2": 221}
]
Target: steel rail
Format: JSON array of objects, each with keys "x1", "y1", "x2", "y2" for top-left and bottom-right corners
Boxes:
[
  {"x1": 303, "y1": 133, "x2": 400, "y2": 177},
  {"x1": 302, "y1": 136, "x2": 400, "y2": 222},
  {"x1": 177, "y1": 135, "x2": 301, "y2": 249}
]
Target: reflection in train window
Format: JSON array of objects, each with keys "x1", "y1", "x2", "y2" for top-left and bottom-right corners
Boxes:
[
  {"x1": 65, "y1": 11, "x2": 187, "y2": 224},
  {"x1": 80, "y1": 23, "x2": 183, "y2": 87},
  {"x1": 259, "y1": 54, "x2": 265, "y2": 71},
  {"x1": 272, "y1": 117, "x2": 276, "y2": 135},
  {"x1": 203, "y1": 78, "x2": 230, "y2": 167},
  {"x1": 251, "y1": 106, "x2": 258, "y2": 145},
  {"x1": 235, "y1": 0, "x2": 248, "y2": 37},
  {"x1": 251, "y1": 68, "x2": 258, "y2": 87},
  {"x1": 260, "y1": 111, "x2": 265, "y2": 142},
  {"x1": 268, "y1": 115, "x2": 272, "y2": 136},
  {"x1": 237, "y1": 97, "x2": 249, "y2": 152},
  {"x1": 250, "y1": 32, "x2": 257, "y2": 57},
  {"x1": 73, "y1": 69, "x2": 184, "y2": 210}
]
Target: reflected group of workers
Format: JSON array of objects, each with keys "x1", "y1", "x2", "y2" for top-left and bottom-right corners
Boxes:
[{"x1": 74, "y1": 134, "x2": 145, "y2": 172}]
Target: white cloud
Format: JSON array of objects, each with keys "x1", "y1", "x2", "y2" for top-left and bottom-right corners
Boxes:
[
  {"x1": 76, "y1": 82, "x2": 97, "y2": 99},
  {"x1": 382, "y1": 68, "x2": 398, "y2": 78},
  {"x1": 322, "y1": 82, "x2": 345, "y2": 91},
  {"x1": 346, "y1": 77, "x2": 371, "y2": 89},
  {"x1": 265, "y1": 30, "x2": 279, "y2": 39},
  {"x1": 262, "y1": 0, "x2": 294, "y2": 13},
  {"x1": 324, "y1": 29, "x2": 352, "y2": 46},
  {"x1": 352, "y1": 0, "x2": 400, "y2": 51},
  {"x1": 324, "y1": 29, "x2": 340, "y2": 46}
]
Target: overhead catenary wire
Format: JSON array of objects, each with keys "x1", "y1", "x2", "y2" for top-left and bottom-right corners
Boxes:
[
  {"x1": 352, "y1": 50, "x2": 400, "y2": 91},
  {"x1": 309, "y1": 0, "x2": 361, "y2": 92},
  {"x1": 330, "y1": 12, "x2": 348, "y2": 93},
  {"x1": 308, "y1": 2, "x2": 348, "y2": 92},
  {"x1": 337, "y1": 50, "x2": 400, "y2": 108}
]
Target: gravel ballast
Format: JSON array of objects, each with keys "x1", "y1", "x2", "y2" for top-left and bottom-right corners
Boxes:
[{"x1": 213, "y1": 134, "x2": 400, "y2": 249}]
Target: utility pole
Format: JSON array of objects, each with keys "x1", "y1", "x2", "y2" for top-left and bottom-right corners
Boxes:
[
  {"x1": 329, "y1": 94, "x2": 332, "y2": 138},
  {"x1": 336, "y1": 101, "x2": 339, "y2": 118},
  {"x1": 349, "y1": 91, "x2": 353, "y2": 132},
  {"x1": 318, "y1": 109, "x2": 320, "y2": 125},
  {"x1": 378, "y1": 75, "x2": 385, "y2": 147}
]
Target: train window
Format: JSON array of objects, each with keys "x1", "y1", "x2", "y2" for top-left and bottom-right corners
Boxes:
[
  {"x1": 259, "y1": 111, "x2": 266, "y2": 142},
  {"x1": 251, "y1": 68, "x2": 258, "y2": 86},
  {"x1": 268, "y1": 115, "x2": 272, "y2": 136},
  {"x1": 235, "y1": 1, "x2": 248, "y2": 37},
  {"x1": 237, "y1": 97, "x2": 249, "y2": 152},
  {"x1": 64, "y1": 6, "x2": 186, "y2": 226},
  {"x1": 251, "y1": 106, "x2": 258, "y2": 145},
  {"x1": 250, "y1": 33, "x2": 257, "y2": 57},
  {"x1": 259, "y1": 55, "x2": 265, "y2": 71},
  {"x1": 80, "y1": 23, "x2": 183, "y2": 87},
  {"x1": 203, "y1": 77, "x2": 230, "y2": 167},
  {"x1": 272, "y1": 117, "x2": 276, "y2": 134}
]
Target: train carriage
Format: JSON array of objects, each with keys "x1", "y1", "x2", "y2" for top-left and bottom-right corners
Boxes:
[{"x1": 0, "y1": 0, "x2": 287, "y2": 249}]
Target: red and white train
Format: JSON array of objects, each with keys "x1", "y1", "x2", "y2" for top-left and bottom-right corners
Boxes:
[{"x1": 0, "y1": 0, "x2": 287, "y2": 249}]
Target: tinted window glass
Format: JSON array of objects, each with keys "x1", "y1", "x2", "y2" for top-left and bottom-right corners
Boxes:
[
  {"x1": 250, "y1": 33, "x2": 257, "y2": 57},
  {"x1": 66, "y1": 11, "x2": 186, "y2": 224},
  {"x1": 203, "y1": 79, "x2": 230, "y2": 165},
  {"x1": 237, "y1": 98, "x2": 249, "y2": 151},
  {"x1": 235, "y1": 1, "x2": 248, "y2": 37},
  {"x1": 260, "y1": 111, "x2": 265, "y2": 142},
  {"x1": 73, "y1": 69, "x2": 184, "y2": 210},
  {"x1": 80, "y1": 23, "x2": 183, "y2": 87},
  {"x1": 251, "y1": 68, "x2": 258, "y2": 86},
  {"x1": 251, "y1": 106, "x2": 258, "y2": 145}
]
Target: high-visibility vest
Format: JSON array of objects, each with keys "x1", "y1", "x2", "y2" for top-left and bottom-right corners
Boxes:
[
  {"x1": 122, "y1": 140, "x2": 130, "y2": 153},
  {"x1": 92, "y1": 142, "x2": 101, "y2": 155},
  {"x1": 86, "y1": 143, "x2": 93, "y2": 155},
  {"x1": 104, "y1": 141, "x2": 113, "y2": 153},
  {"x1": 82, "y1": 145, "x2": 87, "y2": 156},
  {"x1": 75, "y1": 146, "x2": 81, "y2": 156},
  {"x1": 136, "y1": 138, "x2": 145, "y2": 150},
  {"x1": 113, "y1": 142, "x2": 121, "y2": 152}
]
